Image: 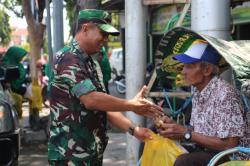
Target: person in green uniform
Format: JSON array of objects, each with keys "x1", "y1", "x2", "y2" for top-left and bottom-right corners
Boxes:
[
  {"x1": 98, "y1": 46, "x2": 112, "y2": 94},
  {"x1": 48, "y1": 9, "x2": 163, "y2": 166},
  {"x1": 2, "y1": 46, "x2": 28, "y2": 118}
]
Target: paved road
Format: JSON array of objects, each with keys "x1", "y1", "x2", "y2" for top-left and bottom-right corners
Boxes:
[
  {"x1": 19, "y1": 132, "x2": 127, "y2": 166},
  {"x1": 103, "y1": 133, "x2": 127, "y2": 166},
  {"x1": 19, "y1": 142, "x2": 48, "y2": 166}
]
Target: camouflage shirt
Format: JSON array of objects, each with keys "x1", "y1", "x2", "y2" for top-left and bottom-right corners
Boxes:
[{"x1": 48, "y1": 39, "x2": 108, "y2": 164}]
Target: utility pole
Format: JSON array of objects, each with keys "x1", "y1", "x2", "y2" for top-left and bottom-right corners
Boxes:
[
  {"x1": 191, "y1": 0, "x2": 230, "y2": 39},
  {"x1": 191, "y1": 0, "x2": 231, "y2": 81},
  {"x1": 46, "y1": 0, "x2": 53, "y2": 72},
  {"x1": 31, "y1": 0, "x2": 38, "y2": 21},
  {"x1": 125, "y1": 1, "x2": 147, "y2": 165},
  {"x1": 52, "y1": 0, "x2": 64, "y2": 53}
]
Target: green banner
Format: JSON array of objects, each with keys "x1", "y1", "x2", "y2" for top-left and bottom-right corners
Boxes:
[
  {"x1": 155, "y1": 27, "x2": 250, "y2": 90},
  {"x1": 232, "y1": 7, "x2": 250, "y2": 25}
]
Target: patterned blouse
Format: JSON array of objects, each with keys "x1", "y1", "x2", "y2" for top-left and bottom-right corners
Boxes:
[{"x1": 190, "y1": 76, "x2": 250, "y2": 160}]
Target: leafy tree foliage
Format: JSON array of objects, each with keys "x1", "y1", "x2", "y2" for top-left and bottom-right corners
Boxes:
[
  {"x1": 0, "y1": 8, "x2": 11, "y2": 45},
  {"x1": 0, "y1": 0, "x2": 47, "y2": 21},
  {"x1": 64, "y1": 0, "x2": 75, "y2": 36},
  {"x1": 1, "y1": 0, "x2": 105, "y2": 47},
  {"x1": 64, "y1": 0, "x2": 101, "y2": 36},
  {"x1": 0, "y1": 0, "x2": 23, "y2": 17}
]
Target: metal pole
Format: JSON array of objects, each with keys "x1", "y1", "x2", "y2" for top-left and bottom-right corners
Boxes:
[
  {"x1": 52, "y1": 0, "x2": 64, "y2": 53},
  {"x1": 191, "y1": 0, "x2": 230, "y2": 40},
  {"x1": 46, "y1": 0, "x2": 53, "y2": 73},
  {"x1": 191, "y1": 0, "x2": 231, "y2": 81},
  {"x1": 125, "y1": 0, "x2": 147, "y2": 165}
]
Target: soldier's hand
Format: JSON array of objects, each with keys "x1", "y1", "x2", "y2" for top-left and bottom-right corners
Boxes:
[
  {"x1": 132, "y1": 99, "x2": 163, "y2": 118},
  {"x1": 131, "y1": 86, "x2": 163, "y2": 118},
  {"x1": 133, "y1": 127, "x2": 153, "y2": 142}
]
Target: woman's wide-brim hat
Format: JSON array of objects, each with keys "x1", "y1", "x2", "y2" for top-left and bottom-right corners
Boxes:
[{"x1": 155, "y1": 27, "x2": 250, "y2": 89}]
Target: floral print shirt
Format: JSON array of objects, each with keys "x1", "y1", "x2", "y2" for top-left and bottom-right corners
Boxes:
[{"x1": 190, "y1": 76, "x2": 250, "y2": 160}]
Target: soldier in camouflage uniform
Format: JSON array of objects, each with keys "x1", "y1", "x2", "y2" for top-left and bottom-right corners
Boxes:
[{"x1": 48, "y1": 9, "x2": 163, "y2": 166}]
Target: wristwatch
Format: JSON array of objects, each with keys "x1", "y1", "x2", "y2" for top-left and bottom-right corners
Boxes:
[
  {"x1": 128, "y1": 126, "x2": 135, "y2": 136},
  {"x1": 184, "y1": 129, "x2": 192, "y2": 141}
]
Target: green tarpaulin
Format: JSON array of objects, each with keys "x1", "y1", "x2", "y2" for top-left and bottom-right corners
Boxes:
[{"x1": 155, "y1": 27, "x2": 250, "y2": 90}]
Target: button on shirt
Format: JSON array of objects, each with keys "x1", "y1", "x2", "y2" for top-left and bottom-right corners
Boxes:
[{"x1": 190, "y1": 76, "x2": 249, "y2": 159}]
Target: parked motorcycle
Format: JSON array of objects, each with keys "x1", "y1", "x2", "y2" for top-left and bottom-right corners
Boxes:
[
  {"x1": 111, "y1": 67, "x2": 126, "y2": 94},
  {"x1": 0, "y1": 65, "x2": 21, "y2": 166}
]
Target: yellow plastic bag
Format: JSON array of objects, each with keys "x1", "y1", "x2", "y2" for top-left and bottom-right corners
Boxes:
[
  {"x1": 11, "y1": 92, "x2": 23, "y2": 118},
  {"x1": 141, "y1": 132, "x2": 186, "y2": 166},
  {"x1": 30, "y1": 80, "x2": 42, "y2": 111}
]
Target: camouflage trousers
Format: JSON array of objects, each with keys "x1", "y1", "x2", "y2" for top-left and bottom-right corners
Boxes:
[{"x1": 48, "y1": 159, "x2": 102, "y2": 166}]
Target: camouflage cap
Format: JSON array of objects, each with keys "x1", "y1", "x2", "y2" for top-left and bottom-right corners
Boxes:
[{"x1": 78, "y1": 9, "x2": 119, "y2": 36}]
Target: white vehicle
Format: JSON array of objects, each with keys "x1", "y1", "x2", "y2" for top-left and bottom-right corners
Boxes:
[{"x1": 109, "y1": 48, "x2": 123, "y2": 74}]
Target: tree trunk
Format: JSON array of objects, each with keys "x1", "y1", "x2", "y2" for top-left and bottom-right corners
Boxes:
[
  {"x1": 21, "y1": 0, "x2": 44, "y2": 118},
  {"x1": 22, "y1": 0, "x2": 46, "y2": 80}
]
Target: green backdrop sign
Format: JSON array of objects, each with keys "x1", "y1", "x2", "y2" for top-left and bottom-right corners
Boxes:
[{"x1": 155, "y1": 27, "x2": 250, "y2": 90}]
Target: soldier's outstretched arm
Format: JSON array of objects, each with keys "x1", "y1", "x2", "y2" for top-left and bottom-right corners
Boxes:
[{"x1": 79, "y1": 86, "x2": 163, "y2": 119}]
